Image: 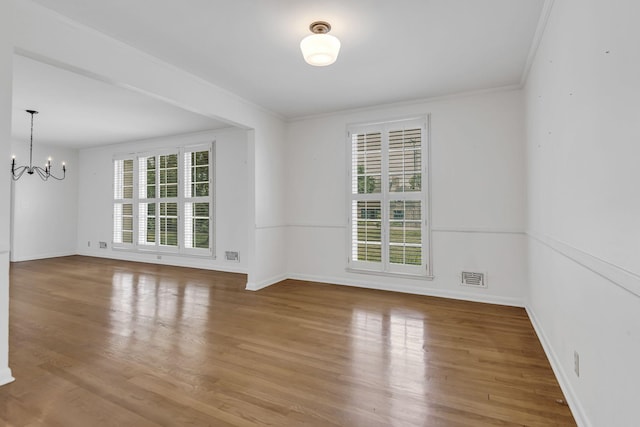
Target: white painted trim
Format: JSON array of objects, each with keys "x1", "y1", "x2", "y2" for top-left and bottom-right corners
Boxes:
[
  {"x1": 426, "y1": 114, "x2": 434, "y2": 275},
  {"x1": 245, "y1": 273, "x2": 287, "y2": 291},
  {"x1": 287, "y1": 223, "x2": 346, "y2": 229},
  {"x1": 520, "y1": 0, "x2": 556, "y2": 86},
  {"x1": 527, "y1": 232, "x2": 640, "y2": 298},
  {"x1": 346, "y1": 115, "x2": 428, "y2": 130},
  {"x1": 526, "y1": 305, "x2": 590, "y2": 427},
  {"x1": 0, "y1": 367, "x2": 14, "y2": 386},
  {"x1": 289, "y1": 85, "x2": 522, "y2": 122},
  {"x1": 75, "y1": 250, "x2": 248, "y2": 274},
  {"x1": 288, "y1": 273, "x2": 524, "y2": 307},
  {"x1": 255, "y1": 224, "x2": 287, "y2": 230},
  {"x1": 432, "y1": 227, "x2": 525, "y2": 235},
  {"x1": 10, "y1": 250, "x2": 77, "y2": 263},
  {"x1": 345, "y1": 268, "x2": 434, "y2": 281},
  {"x1": 286, "y1": 224, "x2": 524, "y2": 234}
]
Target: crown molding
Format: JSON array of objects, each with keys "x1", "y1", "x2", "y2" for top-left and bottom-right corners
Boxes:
[{"x1": 520, "y1": 0, "x2": 556, "y2": 87}]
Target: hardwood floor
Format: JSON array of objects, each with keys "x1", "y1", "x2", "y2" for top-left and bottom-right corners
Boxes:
[{"x1": 0, "y1": 256, "x2": 575, "y2": 426}]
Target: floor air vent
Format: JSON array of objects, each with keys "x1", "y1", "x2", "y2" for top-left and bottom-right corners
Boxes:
[{"x1": 461, "y1": 271, "x2": 486, "y2": 288}]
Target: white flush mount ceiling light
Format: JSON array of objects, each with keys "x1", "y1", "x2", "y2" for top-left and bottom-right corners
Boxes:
[{"x1": 300, "y1": 21, "x2": 341, "y2": 66}]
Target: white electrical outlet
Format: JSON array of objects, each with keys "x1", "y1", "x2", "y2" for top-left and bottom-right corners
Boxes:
[{"x1": 574, "y1": 350, "x2": 580, "y2": 377}]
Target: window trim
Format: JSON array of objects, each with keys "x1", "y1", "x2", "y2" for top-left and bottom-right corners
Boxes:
[
  {"x1": 112, "y1": 142, "x2": 215, "y2": 258},
  {"x1": 345, "y1": 116, "x2": 433, "y2": 278}
]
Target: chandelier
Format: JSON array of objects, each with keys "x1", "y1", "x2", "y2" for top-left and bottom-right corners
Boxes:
[{"x1": 11, "y1": 109, "x2": 66, "y2": 181}]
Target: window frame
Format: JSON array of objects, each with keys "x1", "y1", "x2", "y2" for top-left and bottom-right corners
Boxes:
[
  {"x1": 112, "y1": 142, "x2": 215, "y2": 258},
  {"x1": 346, "y1": 116, "x2": 432, "y2": 278}
]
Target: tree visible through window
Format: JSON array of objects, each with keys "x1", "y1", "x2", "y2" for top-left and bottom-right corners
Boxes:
[{"x1": 348, "y1": 118, "x2": 429, "y2": 276}]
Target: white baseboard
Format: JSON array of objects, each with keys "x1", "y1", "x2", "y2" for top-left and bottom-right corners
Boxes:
[
  {"x1": 245, "y1": 273, "x2": 287, "y2": 291},
  {"x1": 76, "y1": 250, "x2": 248, "y2": 274},
  {"x1": 0, "y1": 367, "x2": 14, "y2": 386},
  {"x1": 287, "y1": 272, "x2": 524, "y2": 307},
  {"x1": 10, "y1": 251, "x2": 76, "y2": 262},
  {"x1": 526, "y1": 305, "x2": 590, "y2": 427}
]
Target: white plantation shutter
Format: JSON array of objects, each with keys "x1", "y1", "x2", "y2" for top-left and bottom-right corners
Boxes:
[
  {"x1": 183, "y1": 144, "x2": 213, "y2": 254},
  {"x1": 389, "y1": 200, "x2": 422, "y2": 266},
  {"x1": 387, "y1": 126, "x2": 423, "y2": 270},
  {"x1": 113, "y1": 204, "x2": 123, "y2": 244},
  {"x1": 350, "y1": 131, "x2": 383, "y2": 269},
  {"x1": 112, "y1": 142, "x2": 215, "y2": 256},
  {"x1": 351, "y1": 200, "x2": 382, "y2": 263},
  {"x1": 114, "y1": 160, "x2": 124, "y2": 200},
  {"x1": 389, "y1": 128, "x2": 422, "y2": 193},
  {"x1": 184, "y1": 201, "x2": 194, "y2": 248},
  {"x1": 158, "y1": 153, "x2": 179, "y2": 248},
  {"x1": 138, "y1": 155, "x2": 157, "y2": 247},
  {"x1": 113, "y1": 160, "x2": 124, "y2": 244},
  {"x1": 138, "y1": 157, "x2": 147, "y2": 199},
  {"x1": 352, "y1": 131, "x2": 382, "y2": 195},
  {"x1": 113, "y1": 158, "x2": 134, "y2": 246},
  {"x1": 348, "y1": 118, "x2": 429, "y2": 276}
]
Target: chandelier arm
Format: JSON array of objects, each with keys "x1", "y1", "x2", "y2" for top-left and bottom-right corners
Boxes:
[
  {"x1": 33, "y1": 166, "x2": 50, "y2": 181},
  {"x1": 11, "y1": 166, "x2": 29, "y2": 181},
  {"x1": 47, "y1": 170, "x2": 66, "y2": 181}
]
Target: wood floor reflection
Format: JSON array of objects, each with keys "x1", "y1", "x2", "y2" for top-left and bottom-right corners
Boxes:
[{"x1": 1, "y1": 256, "x2": 575, "y2": 426}]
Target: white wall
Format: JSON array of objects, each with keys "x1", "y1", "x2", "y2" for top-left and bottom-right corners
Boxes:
[
  {"x1": 285, "y1": 89, "x2": 527, "y2": 305},
  {"x1": 525, "y1": 1, "x2": 640, "y2": 426},
  {"x1": 10, "y1": 141, "x2": 78, "y2": 261},
  {"x1": 77, "y1": 128, "x2": 249, "y2": 273},
  {"x1": 0, "y1": 0, "x2": 14, "y2": 388}
]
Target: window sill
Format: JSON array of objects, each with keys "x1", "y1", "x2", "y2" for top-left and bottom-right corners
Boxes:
[
  {"x1": 346, "y1": 267, "x2": 434, "y2": 281},
  {"x1": 112, "y1": 246, "x2": 216, "y2": 260}
]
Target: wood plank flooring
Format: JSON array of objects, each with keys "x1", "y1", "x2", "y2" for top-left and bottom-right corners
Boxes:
[{"x1": 0, "y1": 256, "x2": 575, "y2": 426}]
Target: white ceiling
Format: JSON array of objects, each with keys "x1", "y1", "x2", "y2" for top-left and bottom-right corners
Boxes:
[
  {"x1": 16, "y1": 0, "x2": 545, "y2": 146},
  {"x1": 12, "y1": 55, "x2": 229, "y2": 147}
]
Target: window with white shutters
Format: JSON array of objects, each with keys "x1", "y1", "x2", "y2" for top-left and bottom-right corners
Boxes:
[
  {"x1": 113, "y1": 158, "x2": 134, "y2": 247},
  {"x1": 348, "y1": 118, "x2": 430, "y2": 276},
  {"x1": 112, "y1": 142, "x2": 214, "y2": 256},
  {"x1": 158, "y1": 153, "x2": 179, "y2": 248},
  {"x1": 183, "y1": 145, "x2": 213, "y2": 255},
  {"x1": 138, "y1": 155, "x2": 156, "y2": 247}
]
